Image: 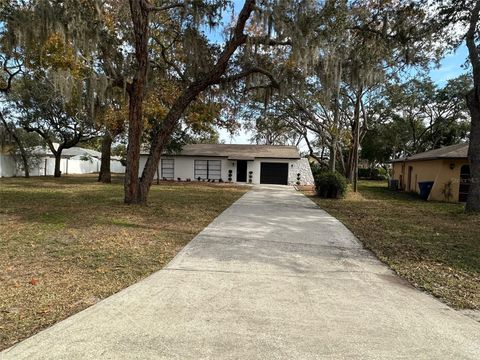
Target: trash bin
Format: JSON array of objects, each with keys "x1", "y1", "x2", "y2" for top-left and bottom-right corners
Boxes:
[
  {"x1": 418, "y1": 181, "x2": 434, "y2": 200},
  {"x1": 388, "y1": 179, "x2": 399, "y2": 190}
]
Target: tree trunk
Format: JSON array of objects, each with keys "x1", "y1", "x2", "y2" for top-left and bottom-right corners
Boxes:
[
  {"x1": 330, "y1": 139, "x2": 337, "y2": 172},
  {"x1": 138, "y1": 94, "x2": 197, "y2": 204},
  {"x1": 465, "y1": 1, "x2": 480, "y2": 213},
  {"x1": 98, "y1": 132, "x2": 112, "y2": 183},
  {"x1": 330, "y1": 67, "x2": 342, "y2": 172},
  {"x1": 346, "y1": 147, "x2": 354, "y2": 182},
  {"x1": 466, "y1": 89, "x2": 480, "y2": 212},
  {"x1": 337, "y1": 142, "x2": 346, "y2": 175},
  {"x1": 54, "y1": 152, "x2": 62, "y2": 177},
  {"x1": 124, "y1": 0, "x2": 149, "y2": 204},
  {"x1": 132, "y1": 0, "x2": 256, "y2": 204},
  {"x1": 18, "y1": 144, "x2": 30, "y2": 178},
  {"x1": 330, "y1": 100, "x2": 338, "y2": 172},
  {"x1": 304, "y1": 134, "x2": 322, "y2": 164},
  {"x1": 352, "y1": 86, "x2": 363, "y2": 192},
  {"x1": 139, "y1": 82, "x2": 211, "y2": 203}
]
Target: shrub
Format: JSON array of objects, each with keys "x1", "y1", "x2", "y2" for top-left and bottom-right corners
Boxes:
[
  {"x1": 358, "y1": 167, "x2": 388, "y2": 180},
  {"x1": 441, "y1": 181, "x2": 453, "y2": 202},
  {"x1": 310, "y1": 162, "x2": 328, "y2": 178},
  {"x1": 314, "y1": 171, "x2": 348, "y2": 198},
  {"x1": 376, "y1": 167, "x2": 388, "y2": 180}
]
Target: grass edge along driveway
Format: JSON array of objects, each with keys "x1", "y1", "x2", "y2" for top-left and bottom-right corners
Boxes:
[
  {"x1": 0, "y1": 176, "x2": 248, "y2": 350},
  {"x1": 307, "y1": 181, "x2": 480, "y2": 311}
]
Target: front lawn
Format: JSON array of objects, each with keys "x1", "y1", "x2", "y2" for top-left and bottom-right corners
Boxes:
[
  {"x1": 0, "y1": 176, "x2": 247, "y2": 350},
  {"x1": 307, "y1": 181, "x2": 480, "y2": 310}
]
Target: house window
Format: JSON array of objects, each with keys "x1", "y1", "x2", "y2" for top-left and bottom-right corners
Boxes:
[
  {"x1": 194, "y1": 160, "x2": 221, "y2": 180},
  {"x1": 161, "y1": 159, "x2": 174, "y2": 180}
]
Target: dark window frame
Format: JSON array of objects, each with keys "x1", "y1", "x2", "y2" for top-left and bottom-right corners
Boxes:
[
  {"x1": 194, "y1": 159, "x2": 221, "y2": 180},
  {"x1": 161, "y1": 158, "x2": 174, "y2": 180}
]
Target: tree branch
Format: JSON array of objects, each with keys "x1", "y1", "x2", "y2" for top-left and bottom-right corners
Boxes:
[
  {"x1": 0, "y1": 58, "x2": 22, "y2": 93},
  {"x1": 248, "y1": 36, "x2": 292, "y2": 46},
  {"x1": 217, "y1": 66, "x2": 280, "y2": 89},
  {"x1": 466, "y1": 0, "x2": 480, "y2": 87},
  {"x1": 144, "y1": 0, "x2": 184, "y2": 12}
]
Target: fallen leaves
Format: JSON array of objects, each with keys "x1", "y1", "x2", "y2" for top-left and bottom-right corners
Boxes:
[
  {"x1": 0, "y1": 175, "x2": 247, "y2": 350},
  {"x1": 308, "y1": 180, "x2": 480, "y2": 310}
]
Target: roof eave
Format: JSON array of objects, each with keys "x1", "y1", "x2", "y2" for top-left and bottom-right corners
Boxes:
[{"x1": 390, "y1": 156, "x2": 468, "y2": 163}]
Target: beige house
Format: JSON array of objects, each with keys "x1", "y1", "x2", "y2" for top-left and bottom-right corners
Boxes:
[{"x1": 391, "y1": 143, "x2": 470, "y2": 202}]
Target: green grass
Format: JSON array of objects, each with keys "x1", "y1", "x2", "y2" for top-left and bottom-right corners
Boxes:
[
  {"x1": 307, "y1": 181, "x2": 480, "y2": 310},
  {"x1": 0, "y1": 175, "x2": 247, "y2": 350}
]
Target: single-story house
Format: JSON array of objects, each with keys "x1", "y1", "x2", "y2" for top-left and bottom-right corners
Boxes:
[
  {"x1": 0, "y1": 144, "x2": 125, "y2": 177},
  {"x1": 140, "y1": 144, "x2": 314, "y2": 185},
  {"x1": 391, "y1": 143, "x2": 470, "y2": 202}
]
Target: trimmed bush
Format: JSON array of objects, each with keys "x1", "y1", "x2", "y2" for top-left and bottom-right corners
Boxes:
[{"x1": 314, "y1": 171, "x2": 348, "y2": 199}]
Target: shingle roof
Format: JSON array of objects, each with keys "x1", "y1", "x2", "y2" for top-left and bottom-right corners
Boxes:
[
  {"x1": 33, "y1": 146, "x2": 102, "y2": 158},
  {"x1": 150, "y1": 144, "x2": 300, "y2": 159},
  {"x1": 391, "y1": 143, "x2": 468, "y2": 163},
  {"x1": 62, "y1": 147, "x2": 102, "y2": 158}
]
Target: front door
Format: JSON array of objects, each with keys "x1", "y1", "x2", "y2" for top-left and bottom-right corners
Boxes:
[
  {"x1": 407, "y1": 166, "x2": 413, "y2": 191},
  {"x1": 236, "y1": 160, "x2": 247, "y2": 182}
]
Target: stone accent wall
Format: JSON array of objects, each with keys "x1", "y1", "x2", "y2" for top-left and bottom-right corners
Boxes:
[{"x1": 289, "y1": 158, "x2": 314, "y2": 185}]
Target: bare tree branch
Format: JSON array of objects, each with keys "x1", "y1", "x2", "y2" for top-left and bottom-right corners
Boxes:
[{"x1": 0, "y1": 58, "x2": 22, "y2": 93}]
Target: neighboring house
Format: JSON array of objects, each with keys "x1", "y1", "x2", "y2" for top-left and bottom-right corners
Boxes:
[
  {"x1": 0, "y1": 144, "x2": 125, "y2": 177},
  {"x1": 0, "y1": 151, "x2": 17, "y2": 177},
  {"x1": 391, "y1": 143, "x2": 471, "y2": 202},
  {"x1": 140, "y1": 144, "x2": 314, "y2": 185},
  {"x1": 0, "y1": 126, "x2": 17, "y2": 177},
  {"x1": 2, "y1": 142, "x2": 315, "y2": 185}
]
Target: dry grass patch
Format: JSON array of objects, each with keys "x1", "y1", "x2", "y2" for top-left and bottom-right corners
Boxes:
[
  {"x1": 0, "y1": 175, "x2": 247, "y2": 350},
  {"x1": 307, "y1": 181, "x2": 480, "y2": 310}
]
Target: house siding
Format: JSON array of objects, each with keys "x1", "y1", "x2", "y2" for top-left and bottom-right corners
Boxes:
[
  {"x1": 392, "y1": 159, "x2": 469, "y2": 202},
  {"x1": 139, "y1": 156, "x2": 233, "y2": 182},
  {"x1": 139, "y1": 155, "x2": 314, "y2": 185},
  {"x1": 0, "y1": 154, "x2": 16, "y2": 177},
  {"x1": 289, "y1": 158, "x2": 315, "y2": 185},
  {"x1": 0, "y1": 154, "x2": 124, "y2": 177}
]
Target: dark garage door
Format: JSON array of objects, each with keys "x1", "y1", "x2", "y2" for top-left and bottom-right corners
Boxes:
[{"x1": 260, "y1": 162, "x2": 289, "y2": 185}]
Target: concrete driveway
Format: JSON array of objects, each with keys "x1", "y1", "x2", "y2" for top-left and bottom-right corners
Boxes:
[{"x1": 3, "y1": 185, "x2": 480, "y2": 359}]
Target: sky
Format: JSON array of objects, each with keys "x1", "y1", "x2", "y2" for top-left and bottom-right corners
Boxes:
[
  {"x1": 208, "y1": 2, "x2": 472, "y2": 145},
  {"x1": 430, "y1": 45, "x2": 470, "y2": 85},
  {"x1": 218, "y1": 44, "x2": 471, "y2": 145}
]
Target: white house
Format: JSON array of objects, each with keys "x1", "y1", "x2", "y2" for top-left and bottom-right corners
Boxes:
[
  {"x1": 0, "y1": 145, "x2": 125, "y2": 177},
  {"x1": 1, "y1": 142, "x2": 314, "y2": 185},
  {"x1": 140, "y1": 144, "x2": 314, "y2": 185}
]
